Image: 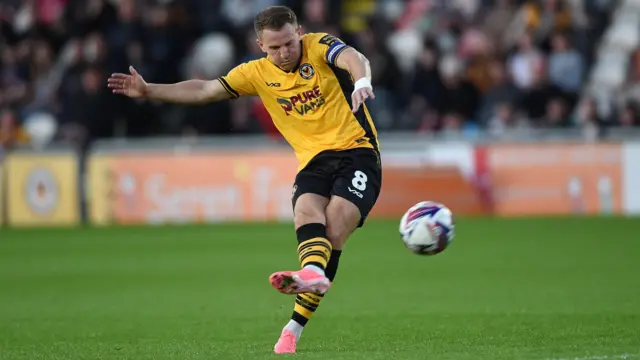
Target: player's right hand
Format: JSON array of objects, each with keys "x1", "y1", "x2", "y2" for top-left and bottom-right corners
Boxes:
[{"x1": 107, "y1": 66, "x2": 147, "y2": 98}]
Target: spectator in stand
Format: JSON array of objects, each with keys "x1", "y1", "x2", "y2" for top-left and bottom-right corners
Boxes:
[
  {"x1": 0, "y1": 44, "x2": 30, "y2": 110},
  {"x1": 0, "y1": 108, "x2": 30, "y2": 153},
  {"x1": 540, "y1": 96, "x2": 571, "y2": 128},
  {"x1": 619, "y1": 102, "x2": 640, "y2": 128},
  {"x1": 523, "y1": 0, "x2": 573, "y2": 46},
  {"x1": 521, "y1": 61, "x2": 563, "y2": 122},
  {"x1": 478, "y1": 59, "x2": 522, "y2": 125},
  {"x1": 574, "y1": 97, "x2": 605, "y2": 141},
  {"x1": 483, "y1": 0, "x2": 518, "y2": 54},
  {"x1": 436, "y1": 55, "x2": 481, "y2": 128},
  {"x1": 508, "y1": 32, "x2": 545, "y2": 91},
  {"x1": 410, "y1": 37, "x2": 442, "y2": 132},
  {"x1": 547, "y1": 32, "x2": 584, "y2": 105},
  {"x1": 486, "y1": 101, "x2": 530, "y2": 137},
  {"x1": 461, "y1": 27, "x2": 495, "y2": 94}
]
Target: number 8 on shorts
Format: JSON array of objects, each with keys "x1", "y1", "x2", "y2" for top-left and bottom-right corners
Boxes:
[{"x1": 351, "y1": 170, "x2": 368, "y2": 191}]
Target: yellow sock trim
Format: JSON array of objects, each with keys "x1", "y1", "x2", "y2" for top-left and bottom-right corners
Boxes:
[
  {"x1": 297, "y1": 238, "x2": 332, "y2": 268},
  {"x1": 294, "y1": 293, "x2": 323, "y2": 319},
  {"x1": 294, "y1": 303, "x2": 313, "y2": 319}
]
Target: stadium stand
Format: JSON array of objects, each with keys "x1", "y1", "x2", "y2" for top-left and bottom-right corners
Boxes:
[{"x1": 0, "y1": 0, "x2": 636, "y2": 155}]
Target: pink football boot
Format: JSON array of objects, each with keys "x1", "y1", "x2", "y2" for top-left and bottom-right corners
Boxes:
[
  {"x1": 273, "y1": 329, "x2": 297, "y2": 354},
  {"x1": 269, "y1": 268, "x2": 331, "y2": 295}
]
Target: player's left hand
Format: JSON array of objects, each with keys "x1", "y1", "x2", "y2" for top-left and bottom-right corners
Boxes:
[{"x1": 351, "y1": 87, "x2": 375, "y2": 113}]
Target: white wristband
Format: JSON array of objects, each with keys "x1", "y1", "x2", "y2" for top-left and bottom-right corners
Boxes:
[{"x1": 353, "y1": 77, "x2": 372, "y2": 95}]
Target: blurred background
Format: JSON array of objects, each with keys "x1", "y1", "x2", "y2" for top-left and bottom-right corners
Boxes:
[{"x1": 1, "y1": 0, "x2": 639, "y2": 227}]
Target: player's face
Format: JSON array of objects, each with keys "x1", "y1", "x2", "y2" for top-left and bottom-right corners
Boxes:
[{"x1": 258, "y1": 23, "x2": 302, "y2": 71}]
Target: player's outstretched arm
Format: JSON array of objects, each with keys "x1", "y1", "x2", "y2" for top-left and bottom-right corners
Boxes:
[
  {"x1": 107, "y1": 66, "x2": 232, "y2": 104},
  {"x1": 334, "y1": 48, "x2": 375, "y2": 113}
]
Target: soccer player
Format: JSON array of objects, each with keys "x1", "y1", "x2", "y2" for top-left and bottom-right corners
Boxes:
[{"x1": 107, "y1": 5, "x2": 381, "y2": 354}]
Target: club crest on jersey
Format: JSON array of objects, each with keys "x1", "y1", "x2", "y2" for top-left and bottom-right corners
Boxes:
[{"x1": 299, "y1": 63, "x2": 315, "y2": 80}]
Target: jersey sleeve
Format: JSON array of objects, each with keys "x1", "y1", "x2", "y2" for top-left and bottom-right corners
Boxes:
[
  {"x1": 310, "y1": 33, "x2": 351, "y2": 66},
  {"x1": 217, "y1": 62, "x2": 258, "y2": 98}
]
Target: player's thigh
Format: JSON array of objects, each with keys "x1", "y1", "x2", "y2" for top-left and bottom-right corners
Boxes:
[
  {"x1": 328, "y1": 149, "x2": 382, "y2": 244},
  {"x1": 292, "y1": 170, "x2": 332, "y2": 230},
  {"x1": 325, "y1": 195, "x2": 361, "y2": 249}
]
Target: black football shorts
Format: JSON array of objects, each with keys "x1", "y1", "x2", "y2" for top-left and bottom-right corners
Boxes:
[{"x1": 291, "y1": 148, "x2": 382, "y2": 228}]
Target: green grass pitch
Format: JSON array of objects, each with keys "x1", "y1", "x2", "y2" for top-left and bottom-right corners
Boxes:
[{"x1": 1, "y1": 217, "x2": 639, "y2": 360}]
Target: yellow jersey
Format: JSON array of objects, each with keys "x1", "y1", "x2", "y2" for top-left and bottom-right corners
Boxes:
[{"x1": 217, "y1": 32, "x2": 379, "y2": 171}]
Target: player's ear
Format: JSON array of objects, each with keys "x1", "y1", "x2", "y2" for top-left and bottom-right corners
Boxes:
[
  {"x1": 296, "y1": 25, "x2": 302, "y2": 36},
  {"x1": 256, "y1": 38, "x2": 266, "y2": 53}
]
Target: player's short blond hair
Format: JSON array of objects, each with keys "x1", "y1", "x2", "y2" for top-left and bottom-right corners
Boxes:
[{"x1": 254, "y1": 6, "x2": 298, "y2": 36}]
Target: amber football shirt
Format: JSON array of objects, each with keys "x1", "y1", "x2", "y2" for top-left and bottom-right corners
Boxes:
[{"x1": 217, "y1": 32, "x2": 379, "y2": 171}]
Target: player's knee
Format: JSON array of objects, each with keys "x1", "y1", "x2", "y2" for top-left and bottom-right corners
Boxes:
[
  {"x1": 326, "y1": 199, "x2": 361, "y2": 249},
  {"x1": 326, "y1": 222, "x2": 351, "y2": 249},
  {"x1": 294, "y1": 194, "x2": 329, "y2": 229},
  {"x1": 294, "y1": 207, "x2": 326, "y2": 229}
]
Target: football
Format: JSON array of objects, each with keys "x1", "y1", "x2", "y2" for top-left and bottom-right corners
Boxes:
[{"x1": 399, "y1": 201, "x2": 455, "y2": 255}]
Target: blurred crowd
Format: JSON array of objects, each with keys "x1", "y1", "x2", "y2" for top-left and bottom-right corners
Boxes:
[{"x1": 1, "y1": 0, "x2": 639, "y2": 153}]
